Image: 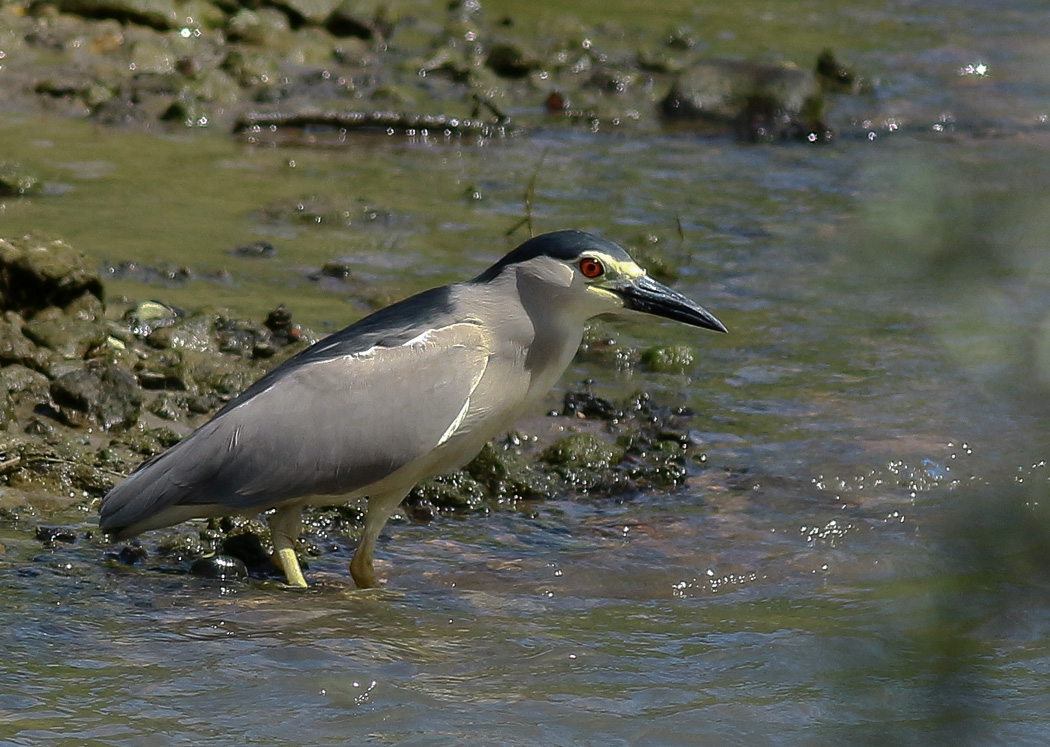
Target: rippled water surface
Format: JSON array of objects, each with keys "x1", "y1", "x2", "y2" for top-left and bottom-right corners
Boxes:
[{"x1": 4, "y1": 0, "x2": 1050, "y2": 743}]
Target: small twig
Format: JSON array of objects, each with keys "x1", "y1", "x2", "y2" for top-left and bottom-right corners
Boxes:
[{"x1": 523, "y1": 147, "x2": 550, "y2": 237}]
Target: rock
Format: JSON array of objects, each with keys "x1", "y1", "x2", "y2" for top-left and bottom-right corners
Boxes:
[
  {"x1": 49, "y1": 363, "x2": 143, "y2": 430},
  {"x1": 661, "y1": 59, "x2": 826, "y2": 141},
  {"x1": 264, "y1": 304, "x2": 304, "y2": 346},
  {"x1": 221, "y1": 531, "x2": 272, "y2": 568},
  {"x1": 231, "y1": 240, "x2": 277, "y2": 258},
  {"x1": 324, "y1": 0, "x2": 392, "y2": 39},
  {"x1": 562, "y1": 390, "x2": 619, "y2": 420},
  {"x1": 147, "y1": 391, "x2": 184, "y2": 420},
  {"x1": 124, "y1": 300, "x2": 180, "y2": 338},
  {"x1": 22, "y1": 312, "x2": 109, "y2": 359},
  {"x1": 815, "y1": 48, "x2": 865, "y2": 94},
  {"x1": 0, "y1": 388, "x2": 14, "y2": 430},
  {"x1": 106, "y1": 545, "x2": 148, "y2": 565},
  {"x1": 35, "y1": 525, "x2": 78, "y2": 544},
  {"x1": 0, "y1": 236, "x2": 105, "y2": 317},
  {"x1": 36, "y1": 0, "x2": 180, "y2": 31},
  {"x1": 485, "y1": 41, "x2": 540, "y2": 79},
  {"x1": 318, "y1": 259, "x2": 353, "y2": 279},
  {"x1": 0, "y1": 366, "x2": 56, "y2": 430},
  {"x1": 0, "y1": 313, "x2": 49, "y2": 371},
  {"x1": 409, "y1": 471, "x2": 486, "y2": 511},
  {"x1": 542, "y1": 432, "x2": 625, "y2": 492},
  {"x1": 543, "y1": 432, "x2": 620, "y2": 470},
  {"x1": 225, "y1": 8, "x2": 291, "y2": 47},
  {"x1": 190, "y1": 553, "x2": 249, "y2": 580},
  {"x1": 465, "y1": 439, "x2": 557, "y2": 501},
  {"x1": 128, "y1": 39, "x2": 176, "y2": 74},
  {"x1": 640, "y1": 344, "x2": 696, "y2": 374}
]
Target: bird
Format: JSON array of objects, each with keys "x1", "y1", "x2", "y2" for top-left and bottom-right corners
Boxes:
[{"x1": 100, "y1": 230, "x2": 727, "y2": 588}]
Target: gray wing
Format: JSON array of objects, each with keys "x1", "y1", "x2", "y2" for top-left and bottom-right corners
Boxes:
[{"x1": 100, "y1": 322, "x2": 489, "y2": 535}]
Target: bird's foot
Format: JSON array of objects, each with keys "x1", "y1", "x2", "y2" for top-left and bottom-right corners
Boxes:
[{"x1": 349, "y1": 558, "x2": 380, "y2": 589}]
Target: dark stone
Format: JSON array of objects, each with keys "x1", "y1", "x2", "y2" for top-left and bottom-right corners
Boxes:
[
  {"x1": 563, "y1": 390, "x2": 619, "y2": 420},
  {"x1": 49, "y1": 363, "x2": 143, "y2": 430},
  {"x1": 485, "y1": 42, "x2": 539, "y2": 79},
  {"x1": 319, "y1": 260, "x2": 353, "y2": 279},
  {"x1": 815, "y1": 48, "x2": 862, "y2": 93},
  {"x1": 232, "y1": 241, "x2": 277, "y2": 258},
  {"x1": 190, "y1": 553, "x2": 249, "y2": 580},
  {"x1": 325, "y1": 2, "x2": 379, "y2": 39},
  {"x1": 35, "y1": 525, "x2": 77, "y2": 544},
  {"x1": 221, "y1": 531, "x2": 272, "y2": 568},
  {"x1": 106, "y1": 544, "x2": 148, "y2": 565}
]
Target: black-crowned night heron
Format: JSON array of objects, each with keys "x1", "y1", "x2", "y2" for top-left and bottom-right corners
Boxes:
[{"x1": 100, "y1": 230, "x2": 726, "y2": 588}]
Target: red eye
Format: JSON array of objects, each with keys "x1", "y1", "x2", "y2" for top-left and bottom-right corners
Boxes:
[{"x1": 579, "y1": 258, "x2": 604, "y2": 278}]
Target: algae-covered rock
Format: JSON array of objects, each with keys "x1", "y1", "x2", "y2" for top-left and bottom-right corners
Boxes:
[
  {"x1": 22, "y1": 311, "x2": 109, "y2": 360},
  {"x1": 0, "y1": 236, "x2": 104, "y2": 317},
  {"x1": 0, "y1": 435, "x2": 119, "y2": 496},
  {"x1": 543, "y1": 433, "x2": 621, "y2": 471},
  {"x1": 640, "y1": 344, "x2": 695, "y2": 374},
  {"x1": 542, "y1": 432, "x2": 625, "y2": 491},
  {"x1": 467, "y1": 439, "x2": 558, "y2": 501},
  {"x1": 409, "y1": 471, "x2": 486, "y2": 511}
]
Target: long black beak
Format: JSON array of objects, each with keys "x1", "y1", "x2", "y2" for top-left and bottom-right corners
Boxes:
[{"x1": 613, "y1": 275, "x2": 728, "y2": 333}]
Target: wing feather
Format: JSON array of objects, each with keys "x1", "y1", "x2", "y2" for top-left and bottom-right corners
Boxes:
[{"x1": 100, "y1": 322, "x2": 488, "y2": 534}]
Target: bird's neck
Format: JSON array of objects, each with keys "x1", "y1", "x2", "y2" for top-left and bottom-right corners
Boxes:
[{"x1": 513, "y1": 274, "x2": 587, "y2": 402}]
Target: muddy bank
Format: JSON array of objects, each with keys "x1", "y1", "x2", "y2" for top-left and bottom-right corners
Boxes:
[
  {"x1": 0, "y1": 233, "x2": 725, "y2": 581},
  {"x1": 1, "y1": 0, "x2": 859, "y2": 141}
]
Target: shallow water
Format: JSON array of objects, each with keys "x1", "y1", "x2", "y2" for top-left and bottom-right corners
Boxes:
[{"x1": 4, "y1": 0, "x2": 1050, "y2": 743}]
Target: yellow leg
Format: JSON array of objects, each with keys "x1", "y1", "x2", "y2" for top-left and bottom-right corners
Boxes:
[
  {"x1": 350, "y1": 490, "x2": 408, "y2": 589},
  {"x1": 268, "y1": 505, "x2": 308, "y2": 588},
  {"x1": 275, "y1": 547, "x2": 307, "y2": 588}
]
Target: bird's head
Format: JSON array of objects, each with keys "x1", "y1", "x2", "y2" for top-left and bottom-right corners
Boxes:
[{"x1": 474, "y1": 230, "x2": 728, "y2": 333}]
